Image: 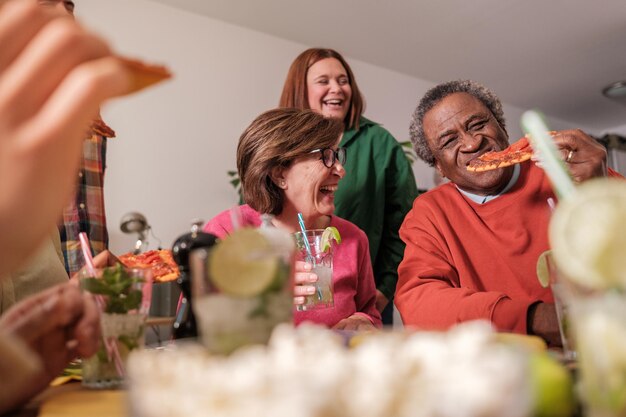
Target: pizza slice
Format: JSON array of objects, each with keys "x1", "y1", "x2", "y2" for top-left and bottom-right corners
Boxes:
[
  {"x1": 90, "y1": 116, "x2": 116, "y2": 138},
  {"x1": 116, "y1": 56, "x2": 172, "y2": 95},
  {"x1": 119, "y1": 249, "x2": 180, "y2": 283},
  {"x1": 466, "y1": 132, "x2": 556, "y2": 172}
]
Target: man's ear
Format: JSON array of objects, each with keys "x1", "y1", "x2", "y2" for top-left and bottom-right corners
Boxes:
[
  {"x1": 270, "y1": 166, "x2": 287, "y2": 189},
  {"x1": 434, "y1": 161, "x2": 446, "y2": 179}
]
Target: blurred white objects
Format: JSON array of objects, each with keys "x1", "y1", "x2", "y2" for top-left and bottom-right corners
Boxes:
[{"x1": 128, "y1": 321, "x2": 532, "y2": 417}]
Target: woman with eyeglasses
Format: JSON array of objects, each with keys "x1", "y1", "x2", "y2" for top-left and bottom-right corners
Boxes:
[
  {"x1": 204, "y1": 108, "x2": 381, "y2": 330},
  {"x1": 280, "y1": 48, "x2": 418, "y2": 325}
]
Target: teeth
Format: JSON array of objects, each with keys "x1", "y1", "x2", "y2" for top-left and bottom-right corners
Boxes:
[
  {"x1": 325, "y1": 99, "x2": 342, "y2": 105},
  {"x1": 320, "y1": 185, "x2": 338, "y2": 192}
]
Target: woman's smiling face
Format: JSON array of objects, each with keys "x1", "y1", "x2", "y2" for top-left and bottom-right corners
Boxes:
[
  {"x1": 306, "y1": 58, "x2": 352, "y2": 122},
  {"x1": 279, "y1": 145, "x2": 345, "y2": 220}
]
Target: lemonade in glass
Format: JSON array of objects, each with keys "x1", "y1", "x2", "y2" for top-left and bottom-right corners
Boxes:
[
  {"x1": 293, "y1": 229, "x2": 336, "y2": 310},
  {"x1": 190, "y1": 227, "x2": 294, "y2": 355},
  {"x1": 549, "y1": 178, "x2": 626, "y2": 417}
]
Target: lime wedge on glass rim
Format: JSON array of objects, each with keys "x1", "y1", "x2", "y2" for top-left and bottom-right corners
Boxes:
[
  {"x1": 549, "y1": 178, "x2": 626, "y2": 291},
  {"x1": 208, "y1": 228, "x2": 279, "y2": 297},
  {"x1": 536, "y1": 250, "x2": 552, "y2": 288},
  {"x1": 321, "y1": 226, "x2": 341, "y2": 252}
]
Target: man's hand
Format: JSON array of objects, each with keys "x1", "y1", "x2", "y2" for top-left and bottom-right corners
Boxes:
[
  {"x1": 552, "y1": 129, "x2": 607, "y2": 182},
  {"x1": 375, "y1": 290, "x2": 389, "y2": 313},
  {"x1": 333, "y1": 314, "x2": 376, "y2": 331},
  {"x1": 0, "y1": 283, "x2": 100, "y2": 409},
  {"x1": 528, "y1": 302, "x2": 562, "y2": 347}
]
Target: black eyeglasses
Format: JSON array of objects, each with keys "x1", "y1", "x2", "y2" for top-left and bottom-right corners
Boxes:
[{"x1": 309, "y1": 147, "x2": 347, "y2": 168}]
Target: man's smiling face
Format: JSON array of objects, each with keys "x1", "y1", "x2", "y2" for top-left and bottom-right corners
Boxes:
[{"x1": 423, "y1": 92, "x2": 513, "y2": 196}]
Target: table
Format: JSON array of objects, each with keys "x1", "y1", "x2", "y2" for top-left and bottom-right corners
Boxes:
[{"x1": 9, "y1": 383, "x2": 127, "y2": 417}]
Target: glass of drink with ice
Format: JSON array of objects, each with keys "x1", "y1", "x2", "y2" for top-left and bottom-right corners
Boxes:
[
  {"x1": 189, "y1": 227, "x2": 294, "y2": 355},
  {"x1": 294, "y1": 229, "x2": 335, "y2": 311}
]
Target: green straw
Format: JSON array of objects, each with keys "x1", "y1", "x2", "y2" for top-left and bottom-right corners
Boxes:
[{"x1": 521, "y1": 110, "x2": 577, "y2": 200}]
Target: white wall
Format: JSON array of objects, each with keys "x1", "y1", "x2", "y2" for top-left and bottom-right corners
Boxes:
[
  {"x1": 76, "y1": 0, "x2": 587, "y2": 254},
  {"x1": 604, "y1": 123, "x2": 626, "y2": 137}
]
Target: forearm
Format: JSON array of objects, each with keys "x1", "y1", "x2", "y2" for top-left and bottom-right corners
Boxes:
[
  {"x1": 527, "y1": 302, "x2": 562, "y2": 346},
  {"x1": 395, "y1": 278, "x2": 510, "y2": 329}
]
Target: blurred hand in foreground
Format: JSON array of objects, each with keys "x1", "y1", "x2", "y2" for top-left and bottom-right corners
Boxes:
[
  {"x1": 0, "y1": 283, "x2": 100, "y2": 412},
  {"x1": 70, "y1": 249, "x2": 121, "y2": 284},
  {"x1": 0, "y1": 0, "x2": 132, "y2": 276}
]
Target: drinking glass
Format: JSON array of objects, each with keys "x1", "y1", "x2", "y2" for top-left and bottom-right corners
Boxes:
[
  {"x1": 190, "y1": 227, "x2": 294, "y2": 355},
  {"x1": 569, "y1": 291, "x2": 626, "y2": 417},
  {"x1": 546, "y1": 254, "x2": 576, "y2": 361},
  {"x1": 80, "y1": 265, "x2": 152, "y2": 388},
  {"x1": 293, "y1": 229, "x2": 334, "y2": 311}
]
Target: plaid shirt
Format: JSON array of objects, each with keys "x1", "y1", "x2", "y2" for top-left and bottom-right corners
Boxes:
[{"x1": 58, "y1": 118, "x2": 114, "y2": 275}]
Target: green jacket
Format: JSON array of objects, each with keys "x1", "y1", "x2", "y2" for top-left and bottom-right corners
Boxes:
[{"x1": 336, "y1": 117, "x2": 418, "y2": 300}]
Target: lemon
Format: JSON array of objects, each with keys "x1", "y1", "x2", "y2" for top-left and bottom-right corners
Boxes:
[
  {"x1": 321, "y1": 226, "x2": 341, "y2": 252},
  {"x1": 529, "y1": 352, "x2": 575, "y2": 417},
  {"x1": 549, "y1": 179, "x2": 626, "y2": 290},
  {"x1": 495, "y1": 333, "x2": 547, "y2": 352},
  {"x1": 208, "y1": 228, "x2": 279, "y2": 297},
  {"x1": 536, "y1": 250, "x2": 552, "y2": 288}
]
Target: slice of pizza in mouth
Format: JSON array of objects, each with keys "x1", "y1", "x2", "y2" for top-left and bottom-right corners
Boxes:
[{"x1": 466, "y1": 132, "x2": 556, "y2": 172}]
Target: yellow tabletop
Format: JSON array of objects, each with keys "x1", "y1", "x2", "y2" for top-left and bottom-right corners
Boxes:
[
  {"x1": 11, "y1": 383, "x2": 128, "y2": 417},
  {"x1": 39, "y1": 386, "x2": 127, "y2": 417}
]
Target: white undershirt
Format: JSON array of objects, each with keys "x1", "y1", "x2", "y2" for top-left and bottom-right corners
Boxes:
[{"x1": 457, "y1": 164, "x2": 521, "y2": 204}]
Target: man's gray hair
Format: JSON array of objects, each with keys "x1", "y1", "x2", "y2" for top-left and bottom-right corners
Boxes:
[{"x1": 409, "y1": 80, "x2": 507, "y2": 166}]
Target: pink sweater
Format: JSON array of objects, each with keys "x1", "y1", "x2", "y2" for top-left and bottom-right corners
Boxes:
[{"x1": 204, "y1": 205, "x2": 381, "y2": 327}]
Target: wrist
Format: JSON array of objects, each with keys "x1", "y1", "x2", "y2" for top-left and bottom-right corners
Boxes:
[{"x1": 526, "y1": 301, "x2": 541, "y2": 335}]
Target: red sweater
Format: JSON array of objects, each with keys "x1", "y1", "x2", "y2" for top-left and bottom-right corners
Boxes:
[{"x1": 396, "y1": 162, "x2": 555, "y2": 334}]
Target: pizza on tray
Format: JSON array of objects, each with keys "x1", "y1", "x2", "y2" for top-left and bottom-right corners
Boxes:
[{"x1": 119, "y1": 249, "x2": 179, "y2": 283}]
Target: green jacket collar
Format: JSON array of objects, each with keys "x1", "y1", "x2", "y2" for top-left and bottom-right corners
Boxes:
[{"x1": 340, "y1": 116, "x2": 377, "y2": 147}]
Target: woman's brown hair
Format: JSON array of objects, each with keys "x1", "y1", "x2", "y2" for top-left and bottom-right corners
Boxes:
[
  {"x1": 279, "y1": 48, "x2": 365, "y2": 131},
  {"x1": 238, "y1": 108, "x2": 344, "y2": 215}
]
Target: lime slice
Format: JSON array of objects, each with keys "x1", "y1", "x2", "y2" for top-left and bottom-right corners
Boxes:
[
  {"x1": 529, "y1": 352, "x2": 575, "y2": 417},
  {"x1": 321, "y1": 226, "x2": 341, "y2": 252},
  {"x1": 536, "y1": 250, "x2": 552, "y2": 288},
  {"x1": 208, "y1": 228, "x2": 279, "y2": 297},
  {"x1": 549, "y1": 178, "x2": 626, "y2": 290}
]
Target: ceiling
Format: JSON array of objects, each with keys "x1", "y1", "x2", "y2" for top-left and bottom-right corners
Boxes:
[{"x1": 151, "y1": 0, "x2": 626, "y2": 133}]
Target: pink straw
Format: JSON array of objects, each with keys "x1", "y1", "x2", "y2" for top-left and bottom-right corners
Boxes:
[{"x1": 79, "y1": 232, "x2": 126, "y2": 377}]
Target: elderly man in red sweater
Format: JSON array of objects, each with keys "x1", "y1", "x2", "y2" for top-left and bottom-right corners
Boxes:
[{"x1": 396, "y1": 80, "x2": 619, "y2": 346}]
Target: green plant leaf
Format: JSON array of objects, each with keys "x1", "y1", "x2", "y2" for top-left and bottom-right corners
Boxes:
[
  {"x1": 398, "y1": 140, "x2": 417, "y2": 164},
  {"x1": 226, "y1": 168, "x2": 243, "y2": 202}
]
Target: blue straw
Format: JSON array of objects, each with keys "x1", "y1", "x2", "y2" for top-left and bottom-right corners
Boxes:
[
  {"x1": 297, "y1": 213, "x2": 314, "y2": 263},
  {"x1": 297, "y1": 213, "x2": 323, "y2": 301}
]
